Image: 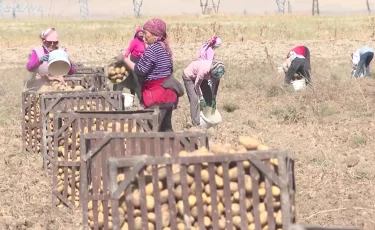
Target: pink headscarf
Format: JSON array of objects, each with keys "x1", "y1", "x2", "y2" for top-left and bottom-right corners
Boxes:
[
  {"x1": 143, "y1": 18, "x2": 173, "y2": 61},
  {"x1": 40, "y1": 28, "x2": 58, "y2": 42}
]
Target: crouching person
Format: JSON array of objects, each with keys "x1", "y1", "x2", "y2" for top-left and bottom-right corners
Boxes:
[
  {"x1": 284, "y1": 46, "x2": 311, "y2": 85},
  {"x1": 182, "y1": 59, "x2": 225, "y2": 127},
  {"x1": 351, "y1": 46, "x2": 374, "y2": 78}
]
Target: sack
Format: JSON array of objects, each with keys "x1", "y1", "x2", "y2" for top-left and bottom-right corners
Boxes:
[{"x1": 162, "y1": 74, "x2": 185, "y2": 97}]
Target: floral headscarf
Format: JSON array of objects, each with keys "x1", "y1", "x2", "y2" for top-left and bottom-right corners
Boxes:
[{"x1": 143, "y1": 18, "x2": 173, "y2": 61}]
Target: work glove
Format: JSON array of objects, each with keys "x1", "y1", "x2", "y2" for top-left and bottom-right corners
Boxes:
[
  {"x1": 39, "y1": 54, "x2": 49, "y2": 63},
  {"x1": 211, "y1": 100, "x2": 216, "y2": 109},
  {"x1": 199, "y1": 99, "x2": 206, "y2": 110}
]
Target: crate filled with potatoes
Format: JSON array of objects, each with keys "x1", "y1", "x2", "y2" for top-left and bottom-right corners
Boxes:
[
  {"x1": 105, "y1": 63, "x2": 129, "y2": 84},
  {"x1": 86, "y1": 136, "x2": 296, "y2": 230}
]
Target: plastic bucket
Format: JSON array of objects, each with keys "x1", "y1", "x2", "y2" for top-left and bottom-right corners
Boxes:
[
  {"x1": 291, "y1": 79, "x2": 306, "y2": 91},
  {"x1": 122, "y1": 93, "x2": 134, "y2": 108},
  {"x1": 200, "y1": 107, "x2": 222, "y2": 129},
  {"x1": 48, "y1": 50, "x2": 71, "y2": 76}
]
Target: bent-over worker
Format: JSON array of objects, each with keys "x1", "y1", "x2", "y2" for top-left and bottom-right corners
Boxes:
[
  {"x1": 25, "y1": 28, "x2": 76, "y2": 91},
  {"x1": 351, "y1": 46, "x2": 374, "y2": 78},
  {"x1": 284, "y1": 45, "x2": 311, "y2": 85},
  {"x1": 197, "y1": 36, "x2": 222, "y2": 61},
  {"x1": 182, "y1": 59, "x2": 225, "y2": 127},
  {"x1": 123, "y1": 18, "x2": 184, "y2": 132}
]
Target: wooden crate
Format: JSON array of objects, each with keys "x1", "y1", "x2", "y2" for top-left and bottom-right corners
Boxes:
[
  {"x1": 74, "y1": 67, "x2": 104, "y2": 75},
  {"x1": 52, "y1": 111, "x2": 161, "y2": 209},
  {"x1": 22, "y1": 89, "x2": 101, "y2": 155},
  {"x1": 40, "y1": 91, "x2": 125, "y2": 171},
  {"x1": 288, "y1": 224, "x2": 362, "y2": 230},
  {"x1": 78, "y1": 131, "x2": 209, "y2": 229},
  {"x1": 103, "y1": 151, "x2": 295, "y2": 230},
  {"x1": 64, "y1": 73, "x2": 108, "y2": 91}
]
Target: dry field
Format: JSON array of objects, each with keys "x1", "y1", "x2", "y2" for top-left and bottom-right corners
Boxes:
[{"x1": 0, "y1": 15, "x2": 375, "y2": 230}]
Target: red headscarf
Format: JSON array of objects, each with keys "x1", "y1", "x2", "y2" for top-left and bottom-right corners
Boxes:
[{"x1": 143, "y1": 18, "x2": 173, "y2": 61}]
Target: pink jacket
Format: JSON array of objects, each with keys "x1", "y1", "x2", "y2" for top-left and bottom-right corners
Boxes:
[
  {"x1": 26, "y1": 46, "x2": 76, "y2": 75},
  {"x1": 124, "y1": 28, "x2": 146, "y2": 58},
  {"x1": 197, "y1": 44, "x2": 215, "y2": 61},
  {"x1": 184, "y1": 60, "x2": 212, "y2": 98}
]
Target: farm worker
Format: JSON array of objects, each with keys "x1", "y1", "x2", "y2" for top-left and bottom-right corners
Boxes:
[
  {"x1": 351, "y1": 46, "x2": 374, "y2": 78},
  {"x1": 182, "y1": 59, "x2": 225, "y2": 126},
  {"x1": 284, "y1": 45, "x2": 311, "y2": 85},
  {"x1": 123, "y1": 18, "x2": 184, "y2": 132},
  {"x1": 25, "y1": 28, "x2": 76, "y2": 90},
  {"x1": 114, "y1": 27, "x2": 146, "y2": 104},
  {"x1": 197, "y1": 36, "x2": 222, "y2": 61}
]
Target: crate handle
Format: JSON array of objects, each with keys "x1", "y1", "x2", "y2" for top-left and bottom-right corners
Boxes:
[
  {"x1": 247, "y1": 153, "x2": 286, "y2": 188},
  {"x1": 111, "y1": 155, "x2": 147, "y2": 199}
]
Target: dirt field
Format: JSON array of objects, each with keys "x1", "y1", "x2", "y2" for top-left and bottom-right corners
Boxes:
[{"x1": 0, "y1": 15, "x2": 374, "y2": 230}]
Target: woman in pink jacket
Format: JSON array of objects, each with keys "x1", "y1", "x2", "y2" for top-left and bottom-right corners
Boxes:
[
  {"x1": 182, "y1": 59, "x2": 225, "y2": 127},
  {"x1": 114, "y1": 28, "x2": 146, "y2": 103},
  {"x1": 197, "y1": 36, "x2": 222, "y2": 61},
  {"x1": 25, "y1": 28, "x2": 76, "y2": 91}
]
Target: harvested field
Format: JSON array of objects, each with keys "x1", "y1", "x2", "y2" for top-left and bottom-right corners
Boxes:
[{"x1": 0, "y1": 15, "x2": 374, "y2": 229}]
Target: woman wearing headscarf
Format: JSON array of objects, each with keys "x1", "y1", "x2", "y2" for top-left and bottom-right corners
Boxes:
[
  {"x1": 197, "y1": 36, "x2": 222, "y2": 61},
  {"x1": 114, "y1": 28, "x2": 146, "y2": 103},
  {"x1": 182, "y1": 59, "x2": 225, "y2": 127},
  {"x1": 284, "y1": 45, "x2": 311, "y2": 85},
  {"x1": 25, "y1": 28, "x2": 76, "y2": 91},
  {"x1": 123, "y1": 18, "x2": 184, "y2": 132}
]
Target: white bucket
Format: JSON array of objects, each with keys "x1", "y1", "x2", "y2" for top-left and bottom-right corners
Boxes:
[
  {"x1": 199, "y1": 107, "x2": 222, "y2": 129},
  {"x1": 123, "y1": 93, "x2": 134, "y2": 108},
  {"x1": 291, "y1": 79, "x2": 306, "y2": 91},
  {"x1": 48, "y1": 50, "x2": 71, "y2": 76}
]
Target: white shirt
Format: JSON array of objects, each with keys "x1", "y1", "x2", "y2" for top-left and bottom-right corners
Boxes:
[{"x1": 351, "y1": 49, "x2": 360, "y2": 66}]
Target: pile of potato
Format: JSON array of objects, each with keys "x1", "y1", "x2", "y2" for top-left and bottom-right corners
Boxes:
[
  {"x1": 106, "y1": 64, "x2": 129, "y2": 84},
  {"x1": 55, "y1": 120, "x2": 139, "y2": 208},
  {"x1": 86, "y1": 136, "x2": 292, "y2": 230},
  {"x1": 37, "y1": 81, "x2": 85, "y2": 93}
]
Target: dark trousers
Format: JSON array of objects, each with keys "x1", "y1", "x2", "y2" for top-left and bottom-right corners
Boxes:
[
  {"x1": 113, "y1": 55, "x2": 142, "y2": 101},
  {"x1": 285, "y1": 57, "x2": 311, "y2": 84},
  {"x1": 355, "y1": 52, "x2": 374, "y2": 77},
  {"x1": 183, "y1": 73, "x2": 213, "y2": 126}
]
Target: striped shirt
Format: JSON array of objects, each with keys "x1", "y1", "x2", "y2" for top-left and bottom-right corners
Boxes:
[{"x1": 134, "y1": 42, "x2": 173, "y2": 81}]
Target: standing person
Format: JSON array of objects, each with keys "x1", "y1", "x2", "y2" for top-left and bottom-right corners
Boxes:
[
  {"x1": 123, "y1": 18, "x2": 184, "y2": 132},
  {"x1": 284, "y1": 45, "x2": 311, "y2": 85},
  {"x1": 182, "y1": 59, "x2": 225, "y2": 127},
  {"x1": 351, "y1": 46, "x2": 374, "y2": 78},
  {"x1": 197, "y1": 36, "x2": 222, "y2": 61},
  {"x1": 26, "y1": 28, "x2": 76, "y2": 91},
  {"x1": 114, "y1": 28, "x2": 146, "y2": 104}
]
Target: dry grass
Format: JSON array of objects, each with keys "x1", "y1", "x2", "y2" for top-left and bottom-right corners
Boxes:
[{"x1": 0, "y1": 15, "x2": 375, "y2": 230}]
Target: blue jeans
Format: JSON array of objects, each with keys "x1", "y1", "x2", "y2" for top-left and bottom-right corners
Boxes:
[{"x1": 355, "y1": 52, "x2": 374, "y2": 77}]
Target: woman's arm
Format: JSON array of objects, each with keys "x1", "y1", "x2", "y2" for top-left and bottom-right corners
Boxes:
[
  {"x1": 26, "y1": 50, "x2": 41, "y2": 71},
  {"x1": 124, "y1": 39, "x2": 136, "y2": 58},
  {"x1": 131, "y1": 48, "x2": 154, "y2": 77}
]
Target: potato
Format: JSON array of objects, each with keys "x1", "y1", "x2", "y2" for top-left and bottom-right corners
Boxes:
[
  {"x1": 239, "y1": 136, "x2": 261, "y2": 150},
  {"x1": 257, "y1": 144, "x2": 270, "y2": 150},
  {"x1": 120, "y1": 66, "x2": 126, "y2": 74}
]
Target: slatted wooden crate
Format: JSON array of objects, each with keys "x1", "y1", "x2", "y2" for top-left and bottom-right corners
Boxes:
[
  {"x1": 103, "y1": 151, "x2": 295, "y2": 230},
  {"x1": 22, "y1": 89, "x2": 97, "y2": 155},
  {"x1": 52, "y1": 111, "x2": 161, "y2": 209},
  {"x1": 64, "y1": 73, "x2": 108, "y2": 92},
  {"x1": 40, "y1": 92, "x2": 125, "y2": 172},
  {"x1": 78, "y1": 131, "x2": 209, "y2": 229},
  {"x1": 74, "y1": 67, "x2": 104, "y2": 75}
]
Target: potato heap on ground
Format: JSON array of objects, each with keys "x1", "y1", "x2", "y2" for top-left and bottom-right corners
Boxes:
[
  {"x1": 37, "y1": 81, "x2": 85, "y2": 93},
  {"x1": 107, "y1": 64, "x2": 129, "y2": 84},
  {"x1": 23, "y1": 93, "x2": 42, "y2": 154},
  {"x1": 87, "y1": 136, "x2": 290, "y2": 230},
  {"x1": 55, "y1": 120, "x2": 139, "y2": 208}
]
